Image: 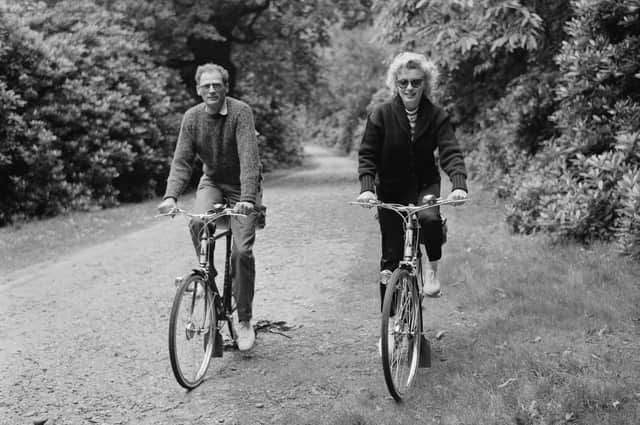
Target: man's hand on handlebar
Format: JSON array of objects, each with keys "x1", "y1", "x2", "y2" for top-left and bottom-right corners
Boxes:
[
  {"x1": 158, "y1": 197, "x2": 177, "y2": 214},
  {"x1": 233, "y1": 201, "x2": 254, "y2": 215}
]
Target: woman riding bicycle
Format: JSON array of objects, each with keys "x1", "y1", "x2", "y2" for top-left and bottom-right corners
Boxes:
[{"x1": 356, "y1": 51, "x2": 468, "y2": 302}]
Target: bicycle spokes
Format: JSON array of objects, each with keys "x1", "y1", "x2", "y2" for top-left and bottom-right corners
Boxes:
[
  {"x1": 169, "y1": 274, "x2": 215, "y2": 389},
  {"x1": 382, "y1": 271, "x2": 422, "y2": 401}
]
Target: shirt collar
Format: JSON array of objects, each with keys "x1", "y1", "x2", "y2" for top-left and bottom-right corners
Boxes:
[
  {"x1": 219, "y1": 98, "x2": 228, "y2": 116},
  {"x1": 204, "y1": 98, "x2": 228, "y2": 116}
]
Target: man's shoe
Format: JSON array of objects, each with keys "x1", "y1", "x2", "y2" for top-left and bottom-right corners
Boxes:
[{"x1": 236, "y1": 320, "x2": 255, "y2": 351}]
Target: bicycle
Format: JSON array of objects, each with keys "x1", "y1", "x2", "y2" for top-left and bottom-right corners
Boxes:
[
  {"x1": 351, "y1": 196, "x2": 465, "y2": 401},
  {"x1": 157, "y1": 205, "x2": 245, "y2": 389}
]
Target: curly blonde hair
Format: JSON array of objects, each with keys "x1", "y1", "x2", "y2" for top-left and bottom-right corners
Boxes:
[{"x1": 385, "y1": 52, "x2": 439, "y2": 99}]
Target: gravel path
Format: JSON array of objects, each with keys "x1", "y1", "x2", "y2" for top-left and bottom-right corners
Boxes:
[{"x1": 0, "y1": 145, "x2": 472, "y2": 425}]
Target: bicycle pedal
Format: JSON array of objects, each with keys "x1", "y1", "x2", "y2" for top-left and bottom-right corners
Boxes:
[{"x1": 222, "y1": 335, "x2": 237, "y2": 350}]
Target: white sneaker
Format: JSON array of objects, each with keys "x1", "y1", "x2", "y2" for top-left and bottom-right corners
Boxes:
[
  {"x1": 236, "y1": 320, "x2": 255, "y2": 351},
  {"x1": 423, "y1": 269, "x2": 441, "y2": 297}
]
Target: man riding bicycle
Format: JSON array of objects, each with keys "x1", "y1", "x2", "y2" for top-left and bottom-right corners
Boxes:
[{"x1": 158, "y1": 63, "x2": 262, "y2": 352}]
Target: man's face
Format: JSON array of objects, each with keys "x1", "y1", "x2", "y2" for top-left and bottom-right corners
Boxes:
[
  {"x1": 395, "y1": 67, "x2": 425, "y2": 110},
  {"x1": 197, "y1": 70, "x2": 227, "y2": 113}
]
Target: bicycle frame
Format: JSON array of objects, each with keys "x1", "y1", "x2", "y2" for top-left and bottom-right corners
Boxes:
[
  {"x1": 201, "y1": 223, "x2": 233, "y2": 320},
  {"x1": 350, "y1": 197, "x2": 466, "y2": 400},
  {"x1": 350, "y1": 198, "x2": 465, "y2": 291},
  {"x1": 159, "y1": 206, "x2": 244, "y2": 326},
  {"x1": 400, "y1": 209, "x2": 421, "y2": 274},
  {"x1": 160, "y1": 206, "x2": 246, "y2": 388}
]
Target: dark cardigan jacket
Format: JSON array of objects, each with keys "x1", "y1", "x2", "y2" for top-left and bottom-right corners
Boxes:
[{"x1": 358, "y1": 95, "x2": 467, "y2": 197}]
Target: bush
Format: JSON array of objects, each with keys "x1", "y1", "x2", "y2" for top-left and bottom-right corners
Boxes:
[
  {"x1": 505, "y1": 0, "x2": 640, "y2": 257},
  {"x1": 28, "y1": 0, "x2": 187, "y2": 203},
  {"x1": 0, "y1": 7, "x2": 70, "y2": 224},
  {"x1": 0, "y1": 0, "x2": 188, "y2": 225}
]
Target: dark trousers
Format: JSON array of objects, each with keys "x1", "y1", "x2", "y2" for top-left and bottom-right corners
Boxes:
[
  {"x1": 377, "y1": 182, "x2": 443, "y2": 273},
  {"x1": 188, "y1": 175, "x2": 261, "y2": 322}
]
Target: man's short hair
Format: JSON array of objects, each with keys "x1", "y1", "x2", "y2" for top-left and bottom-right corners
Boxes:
[{"x1": 195, "y1": 63, "x2": 229, "y2": 86}]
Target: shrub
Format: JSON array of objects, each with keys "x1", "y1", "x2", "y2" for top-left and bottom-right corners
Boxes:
[
  {"x1": 27, "y1": 0, "x2": 187, "y2": 203},
  {"x1": 506, "y1": 0, "x2": 640, "y2": 257},
  {"x1": 0, "y1": 8, "x2": 70, "y2": 224},
  {"x1": 0, "y1": 0, "x2": 188, "y2": 225}
]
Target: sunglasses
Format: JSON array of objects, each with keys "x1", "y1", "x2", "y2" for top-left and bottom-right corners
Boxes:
[{"x1": 396, "y1": 78, "x2": 424, "y2": 89}]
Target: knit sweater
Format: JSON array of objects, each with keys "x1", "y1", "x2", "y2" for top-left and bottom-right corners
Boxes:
[
  {"x1": 163, "y1": 97, "x2": 261, "y2": 203},
  {"x1": 358, "y1": 95, "x2": 467, "y2": 195}
]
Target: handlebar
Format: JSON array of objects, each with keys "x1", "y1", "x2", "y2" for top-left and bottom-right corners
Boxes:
[
  {"x1": 156, "y1": 206, "x2": 246, "y2": 221},
  {"x1": 349, "y1": 197, "x2": 466, "y2": 215}
]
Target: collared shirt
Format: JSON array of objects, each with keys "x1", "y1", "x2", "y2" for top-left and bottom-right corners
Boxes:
[
  {"x1": 219, "y1": 98, "x2": 228, "y2": 116},
  {"x1": 205, "y1": 98, "x2": 228, "y2": 116}
]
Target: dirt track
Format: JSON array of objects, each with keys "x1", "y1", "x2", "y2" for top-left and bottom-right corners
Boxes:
[{"x1": 0, "y1": 145, "x2": 475, "y2": 425}]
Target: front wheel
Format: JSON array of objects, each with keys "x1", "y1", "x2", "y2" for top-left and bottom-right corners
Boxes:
[
  {"x1": 381, "y1": 268, "x2": 422, "y2": 401},
  {"x1": 168, "y1": 272, "x2": 216, "y2": 389}
]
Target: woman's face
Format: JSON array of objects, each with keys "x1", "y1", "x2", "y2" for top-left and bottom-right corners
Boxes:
[{"x1": 395, "y1": 67, "x2": 425, "y2": 110}]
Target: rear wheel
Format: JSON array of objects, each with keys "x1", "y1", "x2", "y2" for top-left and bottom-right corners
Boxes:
[
  {"x1": 381, "y1": 268, "x2": 422, "y2": 401},
  {"x1": 168, "y1": 273, "x2": 215, "y2": 389}
]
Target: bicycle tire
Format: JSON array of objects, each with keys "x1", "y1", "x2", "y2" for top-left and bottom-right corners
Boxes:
[
  {"x1": 381, "y1": 268, "x2": 422, "y2": 401},
  {"x1": 168, "y1": 272, "x2": 216, "y2": 389}
]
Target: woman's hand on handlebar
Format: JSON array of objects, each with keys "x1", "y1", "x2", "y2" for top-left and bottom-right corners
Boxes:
[
  {"x1": 447, "y1": 189, "x2": 467, "y2": 206},
  {"x1": 356, "y1": 190, "x2": 377, "y2": 204}
]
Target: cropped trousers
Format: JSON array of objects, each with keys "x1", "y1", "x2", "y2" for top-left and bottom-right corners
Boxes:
[{"x1": 377, "y1": 182, "x2": 444, "y2": 273}]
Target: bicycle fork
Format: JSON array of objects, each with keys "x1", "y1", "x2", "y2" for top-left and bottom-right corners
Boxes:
[
  {"x1": 404, "y1": 213, "x2": 431, "y2": 368},
  {"x1": 402, "y1": 212, "x2": 420, "y2": 269}
]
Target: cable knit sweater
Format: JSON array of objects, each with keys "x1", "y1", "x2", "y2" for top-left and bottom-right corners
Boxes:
[{"x1": 163, "y1": 97, "x2": 261, "y2": 203}]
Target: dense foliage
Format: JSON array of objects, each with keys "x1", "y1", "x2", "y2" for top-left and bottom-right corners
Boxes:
[
  {"x1": 0, "y1": 1, "x2": 186, "y2": 225},
  {"x1": 506, "y1": 0, "x2": 640, "y2": 258},
  {"x1": 1, "y1": 0, "x2": 353, "y2": 225},
  {"x1": 3, "y1": 0, "x2": 639, "y2": 259},
  {"x1": 371, "y1": 0, "x2": 640, "y2": 259}
]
